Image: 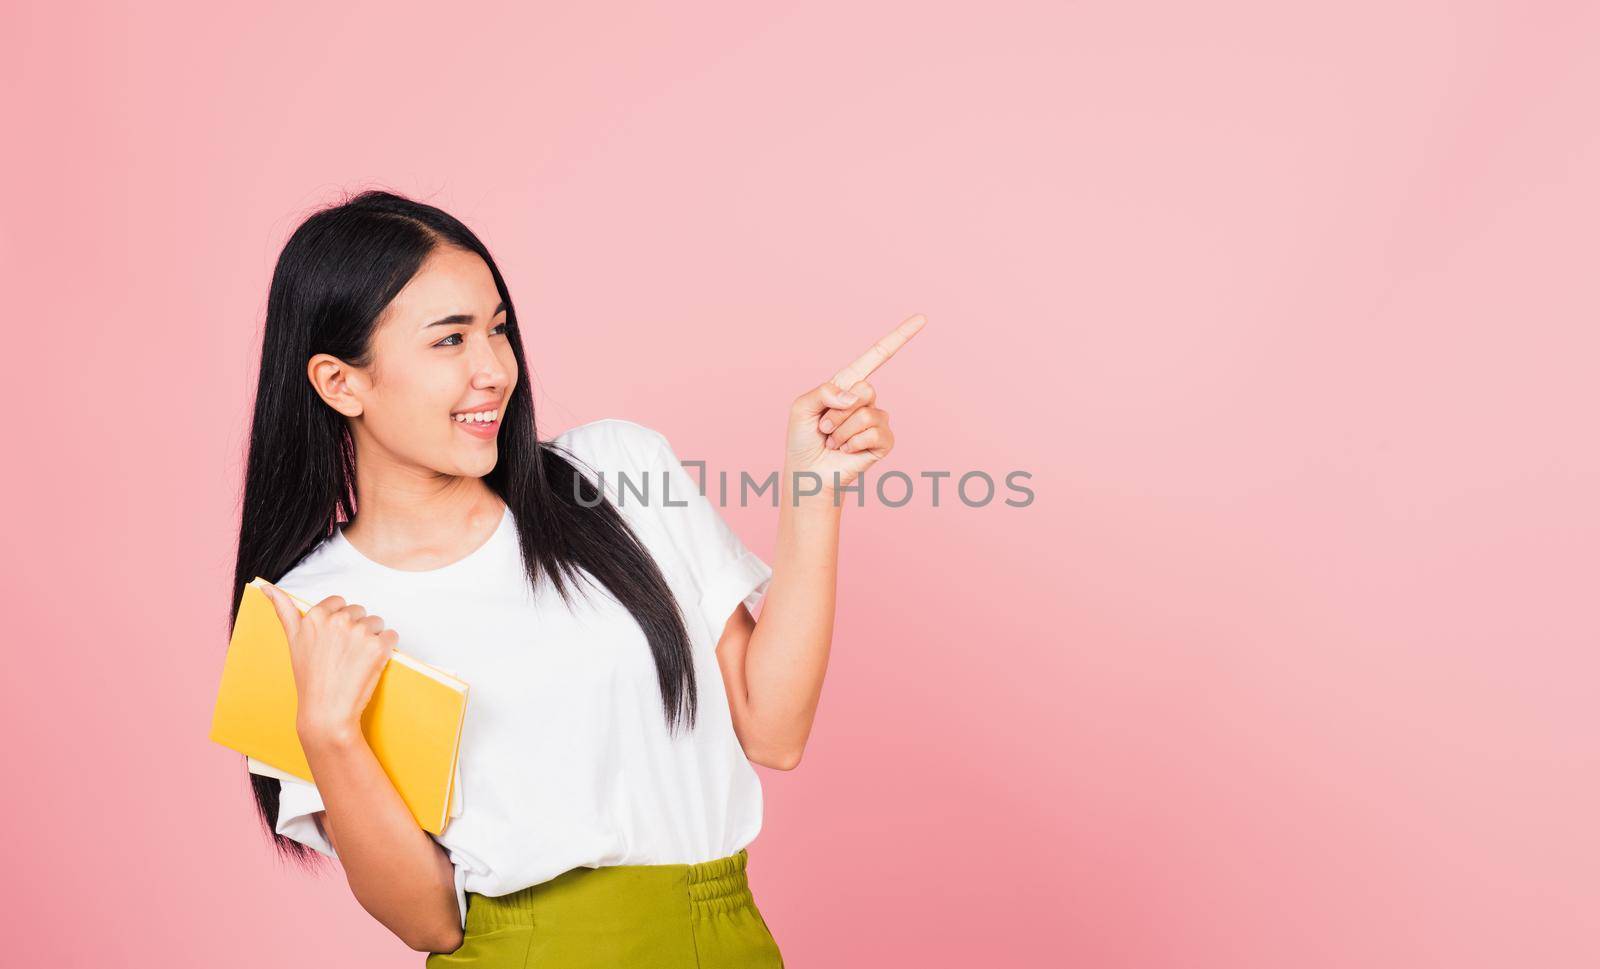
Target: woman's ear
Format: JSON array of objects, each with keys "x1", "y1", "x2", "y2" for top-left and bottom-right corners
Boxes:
[{"x1": 307, "y1": 353, "x2": 364, "y2": 417}]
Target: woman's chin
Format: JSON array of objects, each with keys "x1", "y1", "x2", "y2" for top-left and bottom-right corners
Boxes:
[{"x1": 447, "y1": 446, "x2": 499, "y2": 476}]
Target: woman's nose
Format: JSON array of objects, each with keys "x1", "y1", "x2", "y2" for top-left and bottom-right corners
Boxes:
[{"x1": 469, "y1": 336, "x2": 510, "y2": 384}]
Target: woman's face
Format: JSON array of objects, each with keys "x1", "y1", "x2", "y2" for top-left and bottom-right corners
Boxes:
[{"x1": 313, "y1": 245, "x2": 519, "y2": 480}]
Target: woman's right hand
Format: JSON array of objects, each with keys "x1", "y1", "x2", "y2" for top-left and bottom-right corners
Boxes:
[{"x1": 258, "y1": 582, "x2": 398, "y2": 747}]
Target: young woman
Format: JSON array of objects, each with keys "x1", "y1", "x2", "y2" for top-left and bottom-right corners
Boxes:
[{"x1": 228, "y1": 189, "x2": 922, "y2": 966}]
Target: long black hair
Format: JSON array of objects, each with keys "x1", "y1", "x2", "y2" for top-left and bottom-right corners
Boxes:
[{"x1": 230, "y1": 188, "x2": 698, "y2": 868}]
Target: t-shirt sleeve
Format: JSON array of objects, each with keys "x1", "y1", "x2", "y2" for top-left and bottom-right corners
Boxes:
[
  {"x1": 644, "y1": 430, "x2": 774, "y2": 639},
  {"x1": 276, "y1": 778, "x2": 336, "y2": 859}
]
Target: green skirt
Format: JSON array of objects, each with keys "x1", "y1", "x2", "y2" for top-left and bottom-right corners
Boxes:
[{"x1": 424, "y1": 848, "x2": 784, "y2": 968}]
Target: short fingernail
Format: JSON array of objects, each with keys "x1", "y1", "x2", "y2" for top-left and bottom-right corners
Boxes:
[
  {"x1": 819, "y1": 418, "x2": 834, "y2": 433},
  {"x1": 839, "y1": 393, "x2": 858, "y2": 404}
]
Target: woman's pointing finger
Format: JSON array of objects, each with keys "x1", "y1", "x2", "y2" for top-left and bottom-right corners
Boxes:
[{"x1": 828, "y1": 314, "x2": 926, "y2": 391}]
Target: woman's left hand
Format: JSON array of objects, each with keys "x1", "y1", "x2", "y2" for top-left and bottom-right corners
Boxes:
[{"x1": 785, "y1": 314, "x2": 926, "y2": 499}]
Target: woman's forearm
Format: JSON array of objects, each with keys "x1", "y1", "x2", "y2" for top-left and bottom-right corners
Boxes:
[
  {"x1": 299, "y1": 728, "x2": 463, "y2": 953},
  {"x1": 739, "y1": 465, "x2": 845, "y2": 764}
]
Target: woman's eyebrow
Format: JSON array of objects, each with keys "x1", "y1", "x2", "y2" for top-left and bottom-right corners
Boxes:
[{"x1": 422, "y1": 299, "x2": 507, "y2": 329}]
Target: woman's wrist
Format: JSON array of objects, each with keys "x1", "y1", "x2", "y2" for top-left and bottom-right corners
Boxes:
[
  {"x1": 779, "y1": 463, "x2": 849, "y2": 515},
  {"x1": 298, "y1": 716, "x2": 366, "y2": 755}
]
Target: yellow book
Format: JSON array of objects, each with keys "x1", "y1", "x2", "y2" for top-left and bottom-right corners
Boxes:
[{"x1": 209, "y1": 577, "x2": 469, "y2": 835}]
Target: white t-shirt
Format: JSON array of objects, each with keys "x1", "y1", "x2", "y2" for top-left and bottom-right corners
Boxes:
[{"x1": 260, "y1": 418, "x2": 774, "y2": 929}]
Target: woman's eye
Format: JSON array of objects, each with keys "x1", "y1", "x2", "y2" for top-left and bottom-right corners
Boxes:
[{"x1": 435, "y1": 323, "x2": 506, "y2": 348}]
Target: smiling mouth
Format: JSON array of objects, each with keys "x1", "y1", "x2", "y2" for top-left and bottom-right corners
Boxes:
[{"x1": 450, "y1": 410, "x2": 501, "y2": 438}]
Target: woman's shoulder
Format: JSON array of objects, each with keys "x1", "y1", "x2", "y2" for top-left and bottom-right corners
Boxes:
[
  {"x1": 548, "y1": 418, "x2": 671, "y2": 472},
  {"x1": 273, "y1": 530, "x2": 350, "y2": 603}
]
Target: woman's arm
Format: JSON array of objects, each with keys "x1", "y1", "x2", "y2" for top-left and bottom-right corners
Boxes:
[
  {"x1": 717, "y1": 486, "x2": 842, "y2": 770},
  {"x1": 256, "y1": 585, "x2": 464, "y2": 953},
  {"x1": 300, "y1": 727, "x2": 463, "y2": 954},
  {"x1": 720, "y1": 315, "x2": 920, "y2": 768}
]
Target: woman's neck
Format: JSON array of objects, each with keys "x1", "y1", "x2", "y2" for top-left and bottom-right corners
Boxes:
[{"x1": 341, "y1": 479, "x2": 505, "y2": 572}]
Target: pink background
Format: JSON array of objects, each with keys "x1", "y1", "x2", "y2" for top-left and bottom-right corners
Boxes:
[{"x1": 4, "y1": 1, "x2": 1597, "y2": 966}]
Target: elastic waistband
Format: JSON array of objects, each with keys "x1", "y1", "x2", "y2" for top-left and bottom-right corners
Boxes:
[
  {"x1": 467, "y1": 848, "x2": 755, "y2": 932},
  {"x1": 686, "y1": 848, "x2": 753, "y2": 914}
]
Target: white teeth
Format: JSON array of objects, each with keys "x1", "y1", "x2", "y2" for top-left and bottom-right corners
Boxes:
[{"x1": 452, "y1": 409, "x2": 497, "y2": 423}]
